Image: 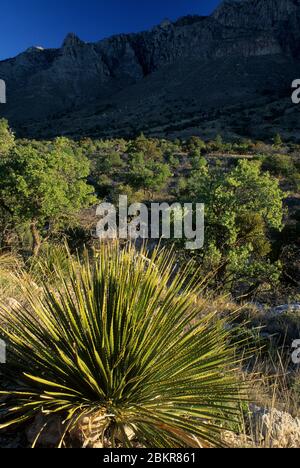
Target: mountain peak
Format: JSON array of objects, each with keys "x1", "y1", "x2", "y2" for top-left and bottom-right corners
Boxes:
[
  {"x1": 62, "y1": 33, "x2": 84, "y2": 48},
  {"x1": 24, "y1": 46, "x2": 45, "y2": 54}
]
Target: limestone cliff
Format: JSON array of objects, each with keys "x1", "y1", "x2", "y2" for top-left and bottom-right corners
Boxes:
[{"x1": 0, "y1": 0, "x2": 299, "y2": 140}]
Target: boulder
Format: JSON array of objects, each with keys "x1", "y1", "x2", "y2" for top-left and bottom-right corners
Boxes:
[{"x1": 250, "y1": 405, "x2": 300, "y2": 448}]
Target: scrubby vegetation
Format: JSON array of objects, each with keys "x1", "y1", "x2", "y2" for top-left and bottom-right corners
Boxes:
[{"x1": 0, "y1": 119, "x2": 299, "y2": 448}]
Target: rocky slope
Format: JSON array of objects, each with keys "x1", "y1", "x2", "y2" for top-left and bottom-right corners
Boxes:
[{"x1": 1, "y1": 0, "x2": 300, "y2": 140}]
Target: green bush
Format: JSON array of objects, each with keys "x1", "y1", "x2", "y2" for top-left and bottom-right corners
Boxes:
[{"x1": 262, "y1": 154, "x2": 295, "y2": 177}]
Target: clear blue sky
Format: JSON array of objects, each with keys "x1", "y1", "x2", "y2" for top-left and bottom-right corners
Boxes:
[{"x1": 0, "y1": 0, "x2": 221, "y2": 60}]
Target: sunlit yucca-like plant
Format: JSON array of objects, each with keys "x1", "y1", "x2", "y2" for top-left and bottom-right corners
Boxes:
[{"x1": 0, "y1": 242, "x2": 245, "y2": 448}]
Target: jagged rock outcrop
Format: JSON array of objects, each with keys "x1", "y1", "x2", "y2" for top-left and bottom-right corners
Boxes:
[
  {"x1": 214, "y1": 0, "x2": 300, "y2": 55},
  {"x1": 250, "y1": 405, "x2": 300, "y2": 448},
  {"x1": 0, "y1": 0, "x2": 300, "y2": 140},
  {"x1": 213, "y1": 0, "x2": 300, "y2": 28},
  {"x1": 222, "y1": 405, "x2": 300, "y2": 448},
  {"x1": 62, "y1": 33, "x2": 85, "y2": 48}
]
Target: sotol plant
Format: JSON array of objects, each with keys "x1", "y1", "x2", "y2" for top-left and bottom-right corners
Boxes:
[{"x1": 0, "y1": 243, "x2": 246, "y2": 448}]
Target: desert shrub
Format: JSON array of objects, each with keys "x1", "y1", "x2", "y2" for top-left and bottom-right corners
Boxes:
[
  {"x1": 127, "y1": 152, "x2": 171, "y2": 196},
  {"x1": 0, "y1": 135, "x2": 96, "y2": 256},
  {"x1": 0, "y1": 243, "x2": 246, "y2": 448},
  {"x1": 180, "y1": 160, "x2": 284, "y2": 293},
  {"x1": 0, "y1": 119, "x2": 15, "y2": 155},
  {"x1": 110, "y1": 184, "x2": 145, "y2": 205},
  {"x1": 262, "y1": 154, "x2": 295, "y2": 177},
  {"x1": 185, "y1": 136, "x2": 206, "y2": 153}
]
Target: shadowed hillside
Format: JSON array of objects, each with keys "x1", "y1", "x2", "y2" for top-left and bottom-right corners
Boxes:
[{"x1": 1, "y1": 0, "x2": 300, "y2": 140}]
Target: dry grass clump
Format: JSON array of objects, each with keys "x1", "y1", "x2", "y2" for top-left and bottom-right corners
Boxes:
[
  {"x1": 0, "y1": 252, "x2": 24, "y2": 303},
  {"x1": 225, "y1": 347, "x2": 300, "y2": 448}
]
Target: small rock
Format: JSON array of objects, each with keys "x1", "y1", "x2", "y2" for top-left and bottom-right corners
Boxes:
[
  {"x1": 222, "y1": 431, "x2": 254, "y2": 448},
  {"x1": 268, "y1": 303, "x2": 300, "y2": 318}
]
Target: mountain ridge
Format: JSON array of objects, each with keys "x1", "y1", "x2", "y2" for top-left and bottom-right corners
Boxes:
[{"x1": 1, "y1": 0, "x2": 300, "y2": 140}]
